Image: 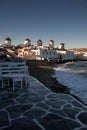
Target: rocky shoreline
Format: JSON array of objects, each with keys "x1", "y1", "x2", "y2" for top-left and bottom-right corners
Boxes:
[
  {"x1": 27, "y1": 60, "x2": 84, "y2": 103},
  {"x1": 27, "y1": 60, "x2": 69, "y2": 94}
]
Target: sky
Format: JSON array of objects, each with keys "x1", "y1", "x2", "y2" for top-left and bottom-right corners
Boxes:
[{"x1": 0, "y1": 0, "x2": 87, "y2": 48}]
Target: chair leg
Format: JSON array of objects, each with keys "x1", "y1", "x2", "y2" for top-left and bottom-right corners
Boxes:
[
  {"x1": 13, "y1": 79, "x2": 15, "y2": 91},
  {"x1": 21, "y1": 79, "x2": 23, "y2": 89},
  {"x1": 25, "y1": 79, "x2": 27, "y2": 87},
  {"x1": 8, "y1": 79, "x2": 9, "y2": 86},
  {"x1": 2, "y1": 79, "x2": 4, "y2": 88}
]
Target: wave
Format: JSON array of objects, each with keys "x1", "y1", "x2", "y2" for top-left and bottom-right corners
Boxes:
[{"x1": 54, "y1": 62, "x2": 87, "y2": 105}]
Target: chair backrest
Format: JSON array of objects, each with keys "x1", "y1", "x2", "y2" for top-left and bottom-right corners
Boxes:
[
  {"x1": 0, "y1": 61, "x2": 29, "y2": 76},
  {"x1": 0, "y1": 61, "x2": 26, "y2": 67}
]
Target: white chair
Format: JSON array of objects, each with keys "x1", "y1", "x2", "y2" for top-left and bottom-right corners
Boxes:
[
  {"x1": 12, "y1": 77, "x2": 23, "y2": 91},
  {"x1": 0, "y1": 61, "x2": 29, "y2": 91},
  {"x1": 0, "y1": 77, "x2": 3, "y2": 88},
  {"x1": 1, "y1": 77, "x2": 10, "y2": 89},
  {"x1": 23, "y1": 75, "x2": 30, "y2": 87}
]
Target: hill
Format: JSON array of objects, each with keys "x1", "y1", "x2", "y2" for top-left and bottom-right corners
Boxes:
[{"x1": 68, "y1": 48, "x2": 87, "y2": 53}]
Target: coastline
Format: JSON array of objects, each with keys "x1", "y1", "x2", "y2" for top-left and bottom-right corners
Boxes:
[
  {"x1": 27, "y1": 60, "x2": 84, "y2": 103},
  {"x1": 27, "y1": 60, "x2": 69, "y2": 94}
]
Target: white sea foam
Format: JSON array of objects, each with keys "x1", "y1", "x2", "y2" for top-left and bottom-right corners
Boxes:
[{"x1": 54, "y1": 62, "x2": 87, "y2": 105}]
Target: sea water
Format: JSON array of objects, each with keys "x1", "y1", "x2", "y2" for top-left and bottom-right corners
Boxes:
[{"x1": 54, "y1": 61, "x2": 87, "y2": 105}]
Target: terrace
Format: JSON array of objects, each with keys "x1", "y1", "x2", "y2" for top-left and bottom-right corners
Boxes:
[{"x1": 0, "y1": 76, "x2": 87, "y2": 130}]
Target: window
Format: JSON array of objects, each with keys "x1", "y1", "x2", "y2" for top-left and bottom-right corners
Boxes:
[
  {"x1": 54, "y1": 52, "x2": 55, "y2": 55},
  {"x1": 46, "y1": 52, "x2": 48, "y2": 55}
]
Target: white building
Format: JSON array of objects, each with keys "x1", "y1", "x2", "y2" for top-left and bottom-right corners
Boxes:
[
  {"x1": 31, "y1": 48, "x2": 58, "y2": 60},
  {"x1": 37, "y1": 39, "x2": 43, "y2": 46},
  {"x1": 56, "y1": 50, "x2": 76, "y2": 60},
  {"x1": 31, "y1": 47, "x2": 75, "y2": 61},
  {"x1": 58, "y1": 43, "x2": 65, "y2": 49},
  {"x1": 38, "y1": 48, "x2": 58, "y2": 60},
  {"x1": 24, "y1": 38, "x2": 31, "y2": 46},
  {"x1": 16, "y1": 41, "x2": 76, "y2": 61},
  {"x1": 49, "y1": 40, "x2": 54, "y2": 48},
  {"x1": 83, "y1": 53, "x2": 87, "y2": 59},
  {"x1": 5, "y1": 37, "x2": 11, "y2": 46}
]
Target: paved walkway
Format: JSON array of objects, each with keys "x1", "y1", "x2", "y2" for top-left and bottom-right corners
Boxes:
[{"x1": 0, "y1": 76, "x2": 87, "y2": 130}]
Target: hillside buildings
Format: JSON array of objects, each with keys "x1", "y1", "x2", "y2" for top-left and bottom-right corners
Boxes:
[
  {"x1": 0, "y1": 37, "x2": 77, "y2": 61},
  {"x1": 16, "y1": 39, "x2": 76, "y2": 61}
]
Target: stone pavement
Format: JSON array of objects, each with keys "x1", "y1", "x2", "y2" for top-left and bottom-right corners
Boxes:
[{"x1": 0, "y1": 76, "x2": 87, "y2": 130}]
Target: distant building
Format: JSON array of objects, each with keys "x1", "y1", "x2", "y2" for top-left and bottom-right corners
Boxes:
[
  {"x1": 56, "y1": 49, "x2": 76, "y2": 60},
  {"x1": 83, "y1": 53, "x2": 87, "y2": 59},
  {"x1": 33, "y1": 48, "x2": 58, "y2": 60},
  {"x1": 30, "y1": 47, "x2": 76, "y2": 61},
  {"x1": 5, "y1": 37, "x2": 11, "y2": 46},
  {"x1": 58, "y1": 43, "x2": 65, "y2": 49},
  {"x1": 16, "y1": 41, "x2": 76, "y2": 61},
  {"x1": 49, "y1": 40, "x2": 54, "y2": 48},
  {"x1": 0, "y1": 37, "x2": 77, "y2": 61},
  {"x1": 37, "y1": 39, "x2": 43, "y2": 46},
  {"x1": 24, "y1": 38, "x2": 31, "y2": 46}
]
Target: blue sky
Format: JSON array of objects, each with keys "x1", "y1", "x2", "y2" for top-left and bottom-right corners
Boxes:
[{"x1": 0, "y1": 0, "x2": 87, "y2": 48}]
